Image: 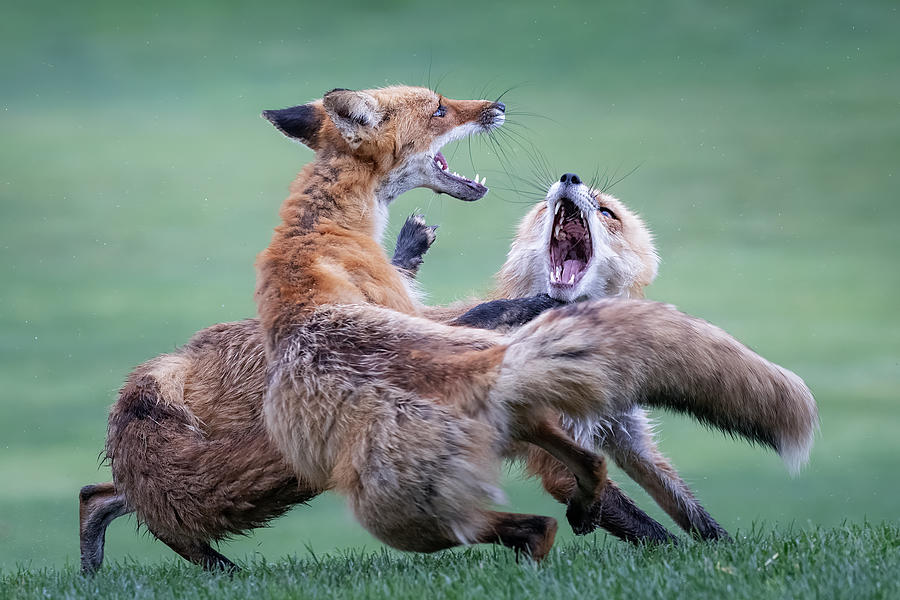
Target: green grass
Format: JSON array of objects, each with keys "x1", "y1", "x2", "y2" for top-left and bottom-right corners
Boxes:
[
  {"x1": 0, "y1": 0, "x2": 898, "y2": 594},
  {"x1": 2, "y1": 525, "x2": 898, "y2": 600}
]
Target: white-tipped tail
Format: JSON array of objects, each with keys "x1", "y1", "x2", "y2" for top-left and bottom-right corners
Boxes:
[{"x1": 494, "y1": 299, "x2": 820, "y2": 473}]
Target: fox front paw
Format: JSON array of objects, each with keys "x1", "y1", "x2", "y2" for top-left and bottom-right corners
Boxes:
[{"x1": 391, "y1": 214, "x2": 438, "y2": 276}]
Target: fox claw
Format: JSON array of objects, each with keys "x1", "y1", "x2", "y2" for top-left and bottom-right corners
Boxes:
[{"x1": 391, "y1": 214, "x2": 438, "y2": 275}]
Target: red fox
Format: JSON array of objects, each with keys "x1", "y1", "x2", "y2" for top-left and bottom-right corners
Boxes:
[
  {"x1": 80, "y1": 219, "x2": 441, "y2": 572},
  {"x1": 484, "y1": 174, "x2": 734, "y2": 540},
  {"x1": 80, "y1": 184, "x2": 670, "y2": 572},
  {"x1": 252, "y1": 86, "x2": 817, "y2": 558},
  {"x1": 94, "y1": 87, "x2": 670, "y2": 569},
  {"x1": 83, "y1": 86, "x2": 817, "y2": 570}
]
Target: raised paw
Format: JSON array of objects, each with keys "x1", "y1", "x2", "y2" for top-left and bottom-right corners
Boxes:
[{"x1": 391, "y1": 214, "x2": 438, "y2": 276}]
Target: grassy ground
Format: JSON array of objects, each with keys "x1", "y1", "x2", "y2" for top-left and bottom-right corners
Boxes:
[
  {"x1": 2, "y1": 525, "x2": 898, "y2": 600},
  {"x1": 0, "y1": 0, "x2": 898, "y2": 592}
]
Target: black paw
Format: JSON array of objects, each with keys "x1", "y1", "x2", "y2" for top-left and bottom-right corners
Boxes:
[
  {"x1": 567, "y1": 486, "x2": 678, "y2": 544},
  {"x1": 566, "y1": 497, "x2": 602, "y2": 536},
  {"x1": 691, "y1": 518, "x2": 732, "y2": 542},
  {"x1": 391, "y1": 214, "x2": 438, "y2": 275}
]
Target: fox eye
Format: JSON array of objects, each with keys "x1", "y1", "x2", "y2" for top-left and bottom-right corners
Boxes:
[
  {"x1": 432, "y1": 104, "x2": 447, "y2": 118},
  {"x1": 599, "y1": 207, "x2": 618, "y2": 220}
]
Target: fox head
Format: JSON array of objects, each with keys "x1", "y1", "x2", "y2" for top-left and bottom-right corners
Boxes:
[
  {"x1": 263, "y1": 86, "x2": 505, "y2": 203},
  {"x1": 497, "y1": 174, "x2": 659, "y2": 302}
]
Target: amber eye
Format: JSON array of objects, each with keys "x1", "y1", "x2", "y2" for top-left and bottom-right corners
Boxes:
[
  {"x1": 599, "y1": 207, "x2": 618, "y2": 220},
  {"x1": 432, "y1": 104, "x2": 447, "y2": 118}
]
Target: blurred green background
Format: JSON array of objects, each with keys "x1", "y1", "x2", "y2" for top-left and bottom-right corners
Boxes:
[{"x1": 1, "y1": 0, "x2": 897, "y2": 569}]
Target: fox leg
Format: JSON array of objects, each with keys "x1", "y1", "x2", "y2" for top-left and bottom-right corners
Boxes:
[
  {"x1": 79, "y1": 482, "x2": 132, "y2": 574},
  {"x1": 80, "y1": 482, "x2": 240, "y2": 572},
  {"x1": 476, "y1": 511, "x2": 558, "y2": 561},
  {"x1": 269, "y1": 306, "x2": 681, "y2": 557},
  {"x1": 422, "y1": 294, "x2": 564, "y2": 330},
  {"x1": 524, "y1": 418, "x2": 675, "y2": 543},
  {"x1": 391, "y1": 214, "x2": 437, "y2": 277},
  {"x1": 599, "y1": 408, "x2": 730, "y2": 541},
  {"x1": 451, "y1": 295, "x2": 566, "y2": 330},
  {"x1": 155, "y1": 536, "x2": 239, "y2": 572},
  {"x1": 527, "y1": 417, "x2": 607, "y2": 511}
]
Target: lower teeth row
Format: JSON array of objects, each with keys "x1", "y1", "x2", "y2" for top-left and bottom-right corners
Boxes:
[
  {"x1": 443, "y1": 166, "x2": 486, "y2": 185},
  {"x1": 550, "y1": 266, "x2": 575, "y2": 285}
]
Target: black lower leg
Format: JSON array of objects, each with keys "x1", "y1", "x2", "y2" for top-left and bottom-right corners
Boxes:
[
  {"x1": 80, "y1": 486, "x2": 131, "y2": 575},
  {"x1": 587, "y1": 484, "x2": 678, "y2": 544}
]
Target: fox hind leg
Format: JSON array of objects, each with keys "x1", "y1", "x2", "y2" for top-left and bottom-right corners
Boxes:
[
  {"x1": 79, "y1": 482, "x2": 132, "y2": 574},
  {"x1": 80, "y1": 482, "x2": 240, "y2": 573},
  {"x1": 525, "y1": 418, "x2": 675, "y2": 543},
  {"x1": 156, "y1": 536, "x2": 239, "y2": 572},
  {"x1": 593, "y1": 480, "x2": 678, "y2": 544},
  {"x1": 476, "y1": 511, "x2": 558, "y2": 562},
  {"x1": 527, "y1": 417, "x2": 608, "y2": 514},
  {"x1": 600, "y1": 408, "x2": 730, "y2": 541}
]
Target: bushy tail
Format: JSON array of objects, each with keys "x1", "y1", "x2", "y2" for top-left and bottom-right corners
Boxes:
[{"x1": 494, "y1": 299, "x2": 818, "y2": 473}]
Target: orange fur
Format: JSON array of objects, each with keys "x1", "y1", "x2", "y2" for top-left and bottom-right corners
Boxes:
[
  {"x1": 86, "y1": 86, "x2": 817, "y2": 571},
  {"x1": 256, "y1": 88, "x2": 816, "y2": 556}
]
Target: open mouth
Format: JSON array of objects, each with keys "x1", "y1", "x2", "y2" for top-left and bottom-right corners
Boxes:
[
  {"x1": 548, "y1": 198, "x2": 593, "y2": 287},
  {"x1": 430, "y1": 151, "x2": 488, "y2": 201}
]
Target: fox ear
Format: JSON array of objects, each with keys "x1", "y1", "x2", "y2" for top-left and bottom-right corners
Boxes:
[
  {"x1": 322, "y1": 88, "x2": 383, "y2": 148},
  {"x1": 262, "y1": 103, "x2": 323, "y2": 150}
]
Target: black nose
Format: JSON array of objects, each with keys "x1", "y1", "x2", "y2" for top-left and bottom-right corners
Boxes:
[
  {"x1": 491, "y1": 101, "x2": 506, "y2": 113},
  {"x1": 560, "y1": 173, "x2": 581, "y2": 185}
]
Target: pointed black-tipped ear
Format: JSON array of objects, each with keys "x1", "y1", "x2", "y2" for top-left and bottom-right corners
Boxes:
[
  {"x1": 322, "y1": 88, "x2": 382, "y2": 148},
  {"x1": 262, "y1": 103, "x2": 323, "y2": 150}
]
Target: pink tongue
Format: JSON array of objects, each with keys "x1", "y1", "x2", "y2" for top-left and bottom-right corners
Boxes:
[{"x1": 561, "y1": 259, "x2": 583, "y2": 283}]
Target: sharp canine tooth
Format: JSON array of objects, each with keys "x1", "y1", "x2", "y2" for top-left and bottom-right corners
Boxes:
[
  {"x1": 482, "y1": 176, "x2": 487, "y2": 185},
  {"x1": 568, "y1": 274, "x2": 575, "y2": 284},
  {"x1": 555, "y1": 203, "x2": 562, "y2": 216}
]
